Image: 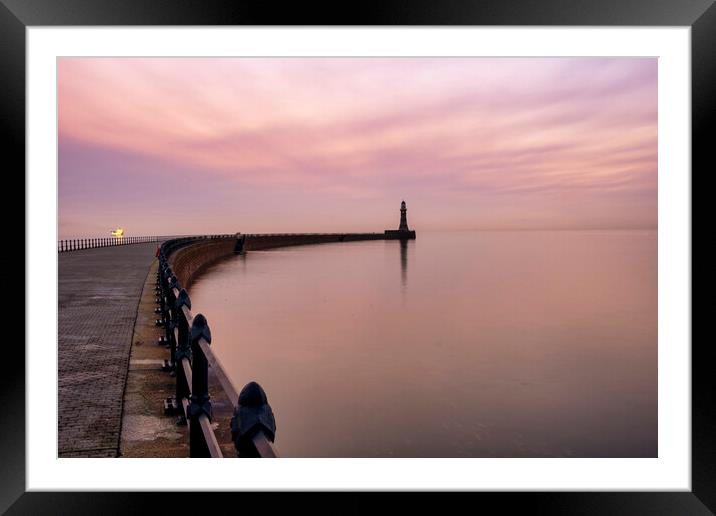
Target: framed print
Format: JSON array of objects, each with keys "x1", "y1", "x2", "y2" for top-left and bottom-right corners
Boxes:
[{"x1": 5, "y1": 0, "x2": 714, "y2": 513}]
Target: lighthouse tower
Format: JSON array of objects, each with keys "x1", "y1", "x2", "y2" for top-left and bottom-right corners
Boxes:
[
  {"x1": 385, "y1": 200, "x2": 416, "y2": 239},
  {"x1": 398, "y1": 200, "x2": 410, "y2": 231}
]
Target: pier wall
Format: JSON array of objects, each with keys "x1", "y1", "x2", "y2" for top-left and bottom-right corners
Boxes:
[
  {"x1": 168, "y1": 237, "x2": 238, "y2": 289},
  {"x1": 167, "y1": 231, "x2": 411, "y2": 287},
  {"x1": 238, "y1": 233, "x2": 385, "y2": 252}
]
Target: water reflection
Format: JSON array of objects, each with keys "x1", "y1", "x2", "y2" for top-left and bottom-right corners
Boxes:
[
  {"x1": 189, "y1": 231, "x2": 657, "y2": 457},
  {"x1": 400, "y1": 238, "x2": 408, "y2": 287}
]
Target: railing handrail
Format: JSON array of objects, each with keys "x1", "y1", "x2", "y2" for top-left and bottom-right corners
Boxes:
[{"x1": 157, "y1": 234, "x2": 277, "y2": 458}]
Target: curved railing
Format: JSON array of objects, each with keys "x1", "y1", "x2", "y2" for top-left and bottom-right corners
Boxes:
[
  {"x1": 156, "y1": 235, "x2": 278, "y2": 458},
  {"x1": 155, "y1": 230, "x2": 408, "y2": 457}
]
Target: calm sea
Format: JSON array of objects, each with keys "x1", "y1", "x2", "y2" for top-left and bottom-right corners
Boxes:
[{"x1": 189, "y1": 230, "x2": 657, "y2": 457}]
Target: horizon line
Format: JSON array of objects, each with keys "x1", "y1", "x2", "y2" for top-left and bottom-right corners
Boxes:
[{"x1": 56, "y1": 226, "x2": 658, "y2": 240}]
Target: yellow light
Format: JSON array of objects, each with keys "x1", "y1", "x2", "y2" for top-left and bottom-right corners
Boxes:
[{"x1": 111, "y1": 228, "x2": 124, "y2": 237}]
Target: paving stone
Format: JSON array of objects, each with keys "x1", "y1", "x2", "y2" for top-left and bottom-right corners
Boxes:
[{"x1": 58, "y1": 243, "x2": 158, "y2": 457}]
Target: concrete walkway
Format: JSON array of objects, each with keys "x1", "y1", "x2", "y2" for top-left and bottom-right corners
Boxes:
[
  {"x1": 58, "y1": 243, "x2": 158, "y2": 457},
  {"x1": 119, "y1": 259, "x2": 236, "y2": 458}
]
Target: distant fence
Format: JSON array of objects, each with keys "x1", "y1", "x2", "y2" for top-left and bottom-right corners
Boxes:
[
  {"x1": 58, "y1": 235, "x2": 161, "y2": 252},
  {"x1": 57, "y1": 235, "x2": 235, "y2": 253},
  {"x1": 156, "y1": 235, "x2": 278, "y2": 458}
]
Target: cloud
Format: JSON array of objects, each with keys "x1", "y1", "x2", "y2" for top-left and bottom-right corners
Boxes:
[{"x1": 58, "y1": 57, "x2": 657, "y2": 236}]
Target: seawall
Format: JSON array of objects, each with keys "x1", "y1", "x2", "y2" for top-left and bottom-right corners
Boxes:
[
  {"x1": 168, "y1": 237, "x2": 238, "y2": 289},
  {"x1": 237, "y1": 232, "x2": 386, "y2": 252},
  {"x1": 130, "y1": 231, "x2": 413, "y2": 457},
  {"x1": 168, "y1": 231, "x2": 413, "y2": 287}
]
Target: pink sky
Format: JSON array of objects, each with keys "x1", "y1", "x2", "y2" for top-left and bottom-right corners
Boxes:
[{"x1": 58, "y1": 58, "x2": 657, "y2": 238}]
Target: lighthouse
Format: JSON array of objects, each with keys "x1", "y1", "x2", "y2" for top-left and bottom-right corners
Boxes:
[
  {"x1": 385, "y1": 200, "x2": 416, "y2": 239},
  {"x1": 398, "y1": 200, "x2": 409, "y2": 231}
]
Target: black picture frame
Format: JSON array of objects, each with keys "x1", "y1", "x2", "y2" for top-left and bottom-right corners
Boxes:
[{"x1": 4, "y1": 0, "x2": 712, "y2": 513}]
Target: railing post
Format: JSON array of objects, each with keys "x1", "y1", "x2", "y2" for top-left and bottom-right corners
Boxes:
[
  {"x1": 188, "y1": 314, "x2": 212, "y2": 457},
  {"x1": 174, "y1": 288, "x2": 191, "y2": 424},
  {"x1": 156, "y1": 265, "x2": 167, "y2": 333},
  {"x1": 163, "y1": 273, "x2": 179, "y2": 372},
  {"x1": 230, "y1": 382, "x2": 277, "y2": 457}
]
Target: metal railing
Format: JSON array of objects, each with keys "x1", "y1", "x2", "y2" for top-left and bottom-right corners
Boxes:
[
  {"x1": 58, "y1": 235, "x2": 161, "y2": 252},
  {"x1": 57, "y1": 235, "x2": 238, "y2": 253},
  {"x1": 156, "y1": 236, "x2": 278, "y2": 458}
]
